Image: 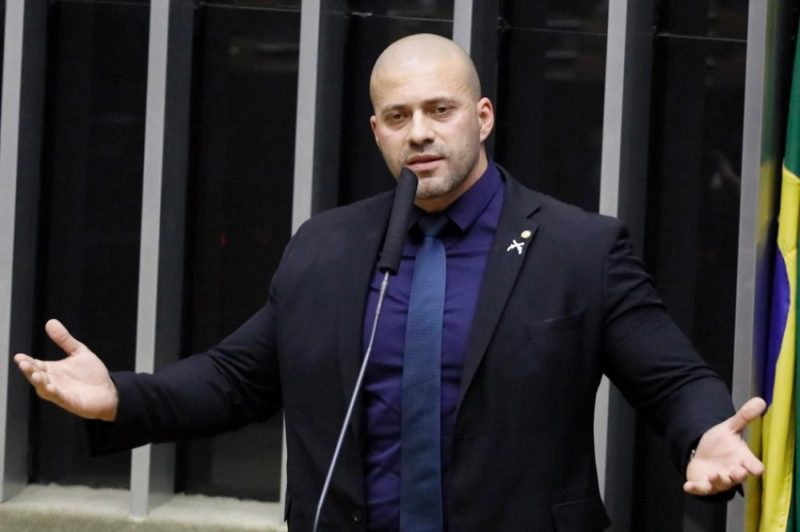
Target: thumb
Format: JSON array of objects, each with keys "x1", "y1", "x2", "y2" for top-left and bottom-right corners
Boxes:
[
  {"x1": 727, "y1": 397, "x2": 767, "y2": 433},
  {"x1": 44, "y1": 319, "x2": 83, "y2": 356}
]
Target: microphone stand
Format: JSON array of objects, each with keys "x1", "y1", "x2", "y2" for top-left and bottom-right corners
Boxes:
[
  {"x1": 312, "y1": 168, "x2": 417, "y2": 532},
  {"x1": 312, "y1": 271, "x2": 392, "y2": 532}
]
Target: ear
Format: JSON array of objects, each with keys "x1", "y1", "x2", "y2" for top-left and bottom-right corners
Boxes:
[
  {"x1": 477, "y1": 97, "x2": 494, "y2": 143},
  {"x1": 369, "y1": 115, "x2": 381, "y2": 146}
]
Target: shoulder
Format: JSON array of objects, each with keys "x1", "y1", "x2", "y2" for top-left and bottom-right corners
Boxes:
[
  {"x1": 500, "y1": 167, "x2": 623, "y2": 243},
  {"x1": 276, "y1": 189, "x2": 393, "y2": 273},
  {"x1": 290, "y1": 190, "x2": 394, "y2": 246},
  {"x1": 293, "y1": 190, "x2": 393, "y2": 240}
]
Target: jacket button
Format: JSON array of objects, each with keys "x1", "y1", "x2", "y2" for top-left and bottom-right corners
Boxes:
[{"x1": 352, "y1": 509, "x2": 363, "y2": 523}]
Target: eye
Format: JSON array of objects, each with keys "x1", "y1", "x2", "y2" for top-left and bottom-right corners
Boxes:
[
  {"x1": 434, "y1": 105, "x2": 450, "y2": 114},
  {"x1": 385, "y1": 111, "x2": 405, "y2": 124}
]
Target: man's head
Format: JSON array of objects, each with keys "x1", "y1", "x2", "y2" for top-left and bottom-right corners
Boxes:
[{"x1": 369, "y1": 34, "x2": 494, "y2": 212}]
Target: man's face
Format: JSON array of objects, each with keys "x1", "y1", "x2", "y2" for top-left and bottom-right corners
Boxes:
[{"x1": 370, "y1": 58, "x2": 493, "y2": 209}]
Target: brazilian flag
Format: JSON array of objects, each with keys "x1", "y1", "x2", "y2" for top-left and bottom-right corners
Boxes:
[{"x1": 746, "y1": 22, "x2": 800, "y2": 532}]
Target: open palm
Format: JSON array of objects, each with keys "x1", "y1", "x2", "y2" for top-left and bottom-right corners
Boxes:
[
  {"x1": 684, "y1": 397, "x2": 766, "y2": 495},
  {"x1": 14, "y1": 319, "x2": 118, "y2": 421}
]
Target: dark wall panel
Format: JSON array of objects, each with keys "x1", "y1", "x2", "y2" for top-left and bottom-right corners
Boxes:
[
  {"x1": 32, "y1": 0, "x2": 150, "y2": 488},
  {"x1": 632, "y1": 32, "x2": 748, "y2": 532},
  {"x1": 495, "y1": 26, "x2": 606, "y2": 212},
  {"x1": 178, "y1": 4, "x2": 300, "y2": 502}
]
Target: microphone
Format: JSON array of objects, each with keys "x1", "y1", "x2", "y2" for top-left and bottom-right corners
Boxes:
[
  {"x1": 377, "y1": 167, "x2": 419, "y2": 274},
  {"x1": 312, "y1": 168, "x2": 418, "y2": 532}
]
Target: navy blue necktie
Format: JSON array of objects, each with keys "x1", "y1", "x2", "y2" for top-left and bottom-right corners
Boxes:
[{"x1": 401, "y1": 214, "x2": 448, "y2": 532}]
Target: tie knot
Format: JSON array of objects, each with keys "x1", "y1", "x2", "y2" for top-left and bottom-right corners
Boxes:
[{"x1": 417, "y1": 214, "x2": 448, "y2": 238}]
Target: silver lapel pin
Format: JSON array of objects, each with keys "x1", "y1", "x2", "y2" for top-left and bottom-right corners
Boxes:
[
  {"x1": 507, "y1": 230, "x2": 532, "y2": 255},
  {"x1": 507, "y1": 239, "x2": 525, "y2": 255}
]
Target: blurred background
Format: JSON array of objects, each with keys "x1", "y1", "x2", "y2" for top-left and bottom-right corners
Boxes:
[{"x1": 0, "y1": 1, "x2": 796, "y2": 531}]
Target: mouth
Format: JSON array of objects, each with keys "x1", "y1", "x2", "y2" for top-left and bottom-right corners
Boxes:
[{"x1": 406, "y1": 154, "x2": 443, "y2": 172}]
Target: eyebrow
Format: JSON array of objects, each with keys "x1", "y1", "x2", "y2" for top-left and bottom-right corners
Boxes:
[{"x1": 379, "y1": 96, "x2": 460, "y2": 113}]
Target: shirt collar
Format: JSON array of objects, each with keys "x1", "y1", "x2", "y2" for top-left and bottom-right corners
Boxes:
[
  {"x1": 443, "y1": 161, "x2": 502, "y2": 233},
  {"x1": 407, "y1": 162, "x2": 502, "y2": 233}
]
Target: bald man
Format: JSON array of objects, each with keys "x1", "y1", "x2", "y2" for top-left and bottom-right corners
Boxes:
[{"x1": 16, "y1": 34, "x2": 763, "y2": 531}]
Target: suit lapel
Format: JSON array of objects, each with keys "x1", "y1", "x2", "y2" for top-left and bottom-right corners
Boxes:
[
  {"x1": 335, "y1": 193, "x2": 393, "y2": 447},
  {"x1": 456, "y1": 176, "x2": 541, "y2": 408},
  {"x1": 332, "y1": 175, "x2": 542, "y2": 440}
]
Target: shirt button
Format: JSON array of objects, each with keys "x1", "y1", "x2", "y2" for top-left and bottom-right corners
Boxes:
[{"x1": 352, "y1": 509, "x2": 363, "y2": 523}]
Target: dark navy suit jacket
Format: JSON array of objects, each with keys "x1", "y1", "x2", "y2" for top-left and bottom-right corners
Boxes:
[{"x1": 90, "y1": 170, "x2": 734, "y2": 531}]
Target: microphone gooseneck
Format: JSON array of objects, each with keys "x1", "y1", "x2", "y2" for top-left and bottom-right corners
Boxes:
[{"x1": 312, "y1": 169, "x2": 418, "y2": 532}]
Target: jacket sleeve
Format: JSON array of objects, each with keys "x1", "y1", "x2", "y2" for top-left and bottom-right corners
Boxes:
[
  {"x1": 88, "y1": 287, "x2": 282, "y2": 454},
  {"x1": 599, "y1": 221, "x2": 735, "y2": 474}
]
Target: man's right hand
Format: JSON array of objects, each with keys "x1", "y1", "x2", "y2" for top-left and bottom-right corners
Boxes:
[{"x1": 14, "y1": 319, "x2": 118, "y2": 422}]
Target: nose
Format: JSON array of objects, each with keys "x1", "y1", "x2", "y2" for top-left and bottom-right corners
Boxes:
[{"x1": 408, "y1": 111, "x2": 434, "y2": 146}]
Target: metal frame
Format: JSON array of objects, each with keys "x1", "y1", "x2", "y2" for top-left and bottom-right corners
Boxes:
[
  {"x1": 0, "y1": 0, "x2": 47, "y2": 504},
  {"x1": 452, "y1": 0, "x2": 473, "y2": 53},
  {"x1": 455, "y1": 0, "x2": 499, "y2": 157},
  {"x1": 292, "y1": 0, "x2": 321, "y2": 233},
  {"x1": 598, "y1": 2, "x2": 657, "y2": 530},
  {"x1": 131, "y1": 0, "x2": 194, "y2": 516},
  {"x1": 131, "y1": 0, "x2": 172, "y2": 514},
  {"x1": 595, "y1": 0, "x2": 627, "y2": 508}
]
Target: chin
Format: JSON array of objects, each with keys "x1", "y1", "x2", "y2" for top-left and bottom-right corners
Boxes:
[
  {"x1": 417, "y1": 184, "x2": 453, "y2": 200},
  {"x1": 423, "y1": 172, "x2": 466, "y2": 194}
]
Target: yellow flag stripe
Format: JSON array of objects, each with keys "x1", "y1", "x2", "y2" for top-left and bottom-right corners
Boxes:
[{"x1": 750, "y1": 164, "x2": 799, "y2": 532}]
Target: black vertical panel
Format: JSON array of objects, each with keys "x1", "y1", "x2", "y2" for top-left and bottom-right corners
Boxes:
[
  {"x1": 203, "y1": 0, "x2": 300, "y2": 6},
  {"x1": 350, "y1": 0, "x2": 451, "y2": 17},
  {"x1": 337, "y1": 12, "x2": 453, "y2": 205},
  {"x1": 656, "y1": 0, "x2": 748, "y2": 40},
  {"x1": 179, "y1": 4, "x2": 300, "y2": 501},
  {"x1": 634, "y1": 35, "x2": 747, "y2": 532},
  {"x1": 32, "y1": 0, "x2": 149, "y2": 487},
  {"x1": 500, "y1": 0, "x2": 609, "y2": 31},
  {"x1": 625, "y1": 4, "x2": 751, "y2": 530},
  {"x1": 495, "y1": 5, "x2": 606, "y2": 213}
]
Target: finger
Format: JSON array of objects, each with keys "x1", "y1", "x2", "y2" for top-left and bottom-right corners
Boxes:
[
  {"x1": 15, "y1": 356, "x2": 46, "y2": 378},
  {"x1": 29, "y1": 370, "x2": 50, "y2": 389},
  {"x1": 35, "y1": 380, "x2": 60, "y2": 405},
  {"x1": 727, "y1": 397, "x2": 767, "y2": 432},
  {"x1": 14, "y1": 353, "x2": 32, "y2": 365},
  {"x1": 684, "y1": 469, "x2": 724, "y2": 495},
  {"x1": 683, "y1": 480, "x2": 712, "y2": 495},
  {"x1": 16, "y1": 362, "x2": 37, "y2": 383},
  {"x1": 14, "y1": 355, "x2": 34, "y2": 373},
  {"x1": 45, "y1": 319, "x2": 83, "y2": 355},
  {"x1": 42, "y1": 380, "x2": 67, "y2": 405},
  {"x1": 14, "y1": 353, "x2": 41, "y2": 369},
  {"x1": 708, "y1": 471, "x2": 733, "y2": 492},
  {"x1": 728, "y1": 465, "x2": 749, "y2": 484},
  {"x1": 743, "y1": 454, "x2": 765, "y2": 476},
  {"x1": 29, "y1": 370, "x2": 64, "y2": 402},
  {"x1": 686, "y1": 474, "x2": 732, "y2": 496}
]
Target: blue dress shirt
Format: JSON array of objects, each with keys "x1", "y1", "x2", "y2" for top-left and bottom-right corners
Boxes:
[{"x1": 362, "y1": 162, "x2": 504, "y2": 531}]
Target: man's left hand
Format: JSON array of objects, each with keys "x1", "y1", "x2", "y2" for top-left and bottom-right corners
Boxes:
[{"x1": 683, "y1": 397, "x2": 766, "y2": 496}]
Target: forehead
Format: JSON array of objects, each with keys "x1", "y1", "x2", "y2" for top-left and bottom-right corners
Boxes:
[{"x1": 371, "y1": 57, "x2": 471, "y2": 109}]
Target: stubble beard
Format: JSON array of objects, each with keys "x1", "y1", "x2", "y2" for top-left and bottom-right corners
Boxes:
[
  {"x1": 404, "y1": 142, "x2": 480, "y2": 201},
  {"x1": 415, "y1": 173, "x2": 464, "y2": 199}
]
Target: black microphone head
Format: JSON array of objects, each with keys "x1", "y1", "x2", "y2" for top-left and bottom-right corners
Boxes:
[{"x1": 377, "y1": 168, "x2": 418, "y2": 274}]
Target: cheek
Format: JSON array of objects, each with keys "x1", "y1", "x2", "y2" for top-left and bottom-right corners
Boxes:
[
  {"x1": 378, "y1": 138, "x2": 402, "y2": 158},
  {"x1": 375, "y1": 128, "x2": 399, "y2": 147}
]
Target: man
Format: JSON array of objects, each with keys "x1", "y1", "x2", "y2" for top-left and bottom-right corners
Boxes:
[{"x1": 15, "y1": 34, "x2": 764, "y2": 531}]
